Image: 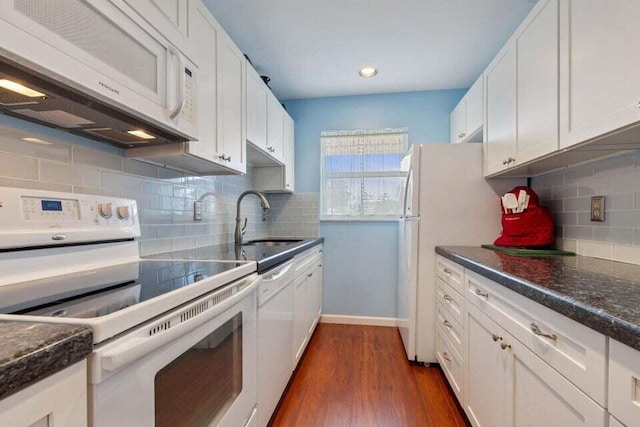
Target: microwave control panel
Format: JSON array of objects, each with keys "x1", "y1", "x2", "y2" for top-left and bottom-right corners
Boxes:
[{"x1": 182, "y1": 67, "x2": 197, "y2": 124}]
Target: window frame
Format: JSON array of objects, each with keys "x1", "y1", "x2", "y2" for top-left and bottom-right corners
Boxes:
[{"x1": 319, "y1": 128, "x2": 408, "y2": 222}]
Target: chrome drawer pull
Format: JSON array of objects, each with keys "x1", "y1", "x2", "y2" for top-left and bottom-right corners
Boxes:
[
  {"x1": 443, "y1": 352, "x2": 452, "y2": 362},
  {"x1": 443, "y1": 267, "x2": 452, "y2": 274},
  {"x1": 443, "y1": 320, "x2": 453, "y2": 329},
  {"x1": 474, "y1": 288, "x2": 489, "y2": 298},
  {"x1": 443, "y1": 294, "x2": 452, "y2": 302},
  {"x1": 492, "y1": 334, "x2": 501, "y2": 342},
  {"x1": 501, "y1": 342, "x2": 511, "y2": 350},
  {"x1": 530, "y1": 323, "x2": 557, "y2": 340}
]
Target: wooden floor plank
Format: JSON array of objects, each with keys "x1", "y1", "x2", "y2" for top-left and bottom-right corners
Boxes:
[{"x1": 270, "y1": 323, "x2": 470, "y2": 427}]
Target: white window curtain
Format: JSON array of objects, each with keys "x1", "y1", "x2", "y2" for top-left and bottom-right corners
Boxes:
[{"x1": 320, "y1": 128, "x2": 408, "y2": 220}]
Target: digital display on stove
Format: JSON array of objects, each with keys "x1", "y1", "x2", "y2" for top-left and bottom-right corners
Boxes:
[{"x1": 41, "y1": 200, "x2": 63, "y2": 211}]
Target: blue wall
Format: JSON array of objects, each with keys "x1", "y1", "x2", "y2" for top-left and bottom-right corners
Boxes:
[{"x1": 284, "y1": 89, "x2": 465, "y2": 318}]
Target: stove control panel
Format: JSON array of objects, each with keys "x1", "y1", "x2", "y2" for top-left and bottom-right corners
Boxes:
[{"x1": 0, "y1": 187, "x2": 141, "y2": 249}]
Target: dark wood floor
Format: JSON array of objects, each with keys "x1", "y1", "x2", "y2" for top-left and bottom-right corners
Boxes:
[{"x1": 270, "y1": 323, "x2": 470, "y2": 427}]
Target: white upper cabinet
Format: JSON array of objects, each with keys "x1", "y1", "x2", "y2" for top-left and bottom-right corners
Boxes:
[
  {"x1": 450, "y1": 101, "x2": 466, "y2": 144},
  {"x1": 246, "y1": 65, "x2": 269, "y2": 151},
  {"x1": 485, "y1": 47, "x2": 517, "y2": 175},
  {"x1": 450, "y1": 76, "x2": 483, "y2": 144},
  {"x1": 465, "y1": 77, "x2": 484, "y2": 139},
  {"x1": 284, "y1": 112, "x2": 295, "y2": 192},
  {"x1": 560, "y1": 0, "x2": 640, "y2": 149},
  {"x1": 122, "y1": 0, "x2": 191, "y2": 56},
  {"x1": 267, "y1": 93, "x2": 285, "y2": 163},
  {"x1": 516, "y1": 0, "x2": 559, "y2": 163},
  {"x1": 217, "y1": 29, "x2": 247, "y2": 173}
]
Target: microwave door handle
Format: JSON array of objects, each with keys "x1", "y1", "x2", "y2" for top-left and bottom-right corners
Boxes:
[
  {"x1": 98, "y1": 276, "x2": 261, "y2": 373},
  {"x1": 167, "y1": 44, "x2": 185, "y2": 119}
]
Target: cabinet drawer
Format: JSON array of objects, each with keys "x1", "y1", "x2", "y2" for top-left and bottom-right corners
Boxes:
[
  {"x1": 295, "y1": 246, "x2": 322, "y2": 274},
  {"x1": 436, "y1": 326, "x2": 464, "y2": 403},
  {"x1": 465, "y1": 269, "x2": 607, "y2": 406},
  {"x1": 609, "y1": 339, "x2": 640, "y2": 427},
  {"x1": 436, "y1": 255, "x2": 464, "y2": 294},
  {"x1": 437, "y1": 278, "x2": 464, "y2": 326},
  {"x1": 437, "y1": 302, "x2": 463, "y2": 359}
]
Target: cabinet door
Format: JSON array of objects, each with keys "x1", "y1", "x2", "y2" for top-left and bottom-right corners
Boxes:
[
  {"x1": 465, "y1": 76, "x2": 484, "y2": 139},
  {"x1": 187, "y1": 1, "x2": 219, "y2": 163},
  {"x1": 485, "y1": 47, "x2": 517, "y2": 175},
  {"x1": 283, "y1": 113, "x2": 295, "y2": 192},
  {"x1": 450, "y1": 100, "x2": 466, "y2": 143},
  {"x1": 516, "y1": 0, "x2": 559, "y2": 164},
  {"x1": 561, "y1": 1, "x2": 640, "y2": 149},
  {"x1": 267, "y1": 94, "x2": 285, "y2": 163},
  {"x1": 293, "y1": 274, "x2": 308, "y2": 365},
  {"x1": 505, "y1": 335, "x2": 606, "y2": 427},
  {"x1": 246, "y1": 66, "x2": 269, "y2": 151},
  {"x1": 609, "y1": 339, "x2": 640, "y2": 427},
  {"x1": 217, "y1": 32, "x2": 247, "y2": 173},
  {"x1": 123, "y1": 0, "x2": 189, "y2": 52},
  {"x1": 465, "y1": 304, "x2": 507, "y2": 427}
]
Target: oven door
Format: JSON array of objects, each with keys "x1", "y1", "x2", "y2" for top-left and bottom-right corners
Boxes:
[{"x1": 90, "y1": 274, "x2": 259, "y2": 427}]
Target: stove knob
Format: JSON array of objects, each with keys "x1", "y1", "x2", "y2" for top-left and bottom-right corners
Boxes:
[
  {"x1": 116, "y1": 206, "x2": 130, "y2": 220},
  {"x1": 98, "y1": 203, "x2": 113, "y2": 218}
]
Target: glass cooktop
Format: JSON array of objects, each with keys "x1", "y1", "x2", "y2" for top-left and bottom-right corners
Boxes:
[{"x1": 0, "y1": 260, "x2": 252, "y2": 318}]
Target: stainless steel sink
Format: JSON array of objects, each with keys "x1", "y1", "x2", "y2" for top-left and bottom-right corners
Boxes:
[{"x1": 241, "y1": 239, "x2": 304, "y2": 247}]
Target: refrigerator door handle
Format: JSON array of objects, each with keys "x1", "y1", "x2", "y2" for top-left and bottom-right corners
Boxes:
[
  {"x1": 400, "y1": 215, "x2": 421, "y2": 221},
  {"x1": 402, "y1": 169, "x2": 413, "y2": 214}
]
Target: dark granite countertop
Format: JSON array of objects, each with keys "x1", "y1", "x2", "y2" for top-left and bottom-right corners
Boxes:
[
  {"x1": 0, "y1": 321, "x2": 92, "y2": 400},
  {"x1": 145, "y1": 237, "x2": 324, "y2": 273},
  {"x1": 436, "y1": 246, "x2": 640, "y2": 352}
]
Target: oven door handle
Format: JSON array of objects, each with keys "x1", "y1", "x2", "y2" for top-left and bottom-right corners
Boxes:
[{"x1": 98, "y1": 276, "x2": 260, "y2": 373}]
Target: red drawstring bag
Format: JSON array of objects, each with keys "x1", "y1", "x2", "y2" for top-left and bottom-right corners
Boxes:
[{"x1": 494, "y1": 186, "x2": 554, "y2": 248}]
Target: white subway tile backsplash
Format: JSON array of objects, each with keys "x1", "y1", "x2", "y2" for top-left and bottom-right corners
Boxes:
[
  {"x1": 532, "y1": 151, "x2": 640, "y2": 264},
  {"x1": 39, "y1": 161, "x2": 99, "y2": 187},
  {"x1": 0, "y1": 121, "x2": 319, "y2": 255},
  {"x1": 0, "y1": 152, "x2": 38, "y2": 180}
]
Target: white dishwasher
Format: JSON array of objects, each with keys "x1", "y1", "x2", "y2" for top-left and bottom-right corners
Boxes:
[{"x1": 257, "y1": 259, "x2": 296, "y2": 427}]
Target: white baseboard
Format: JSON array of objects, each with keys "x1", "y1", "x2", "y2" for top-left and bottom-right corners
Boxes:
[{"x1": 320, "y1": 314, "x2": 398, "y2": 327}]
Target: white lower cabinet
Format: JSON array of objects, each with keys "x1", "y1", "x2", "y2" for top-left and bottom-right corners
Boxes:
[
  {"x1": 464, "y1": 303, "x2": 508, "y2": 427},
  {"x1": 609, "y1": 339, "x2": 640, "y2": 427},
  {"x1": 258, "y1": 246, "x2": 323, "y2": 426},
  {"x1": 464, "y1": 304, "x2": 605, "y2": 427},
  {"x1": 437, "y1": 256, "x2": 612, "y2": 427},
  {"x1": 0, "y1": 361, "x2": 87, "y2": 427}
]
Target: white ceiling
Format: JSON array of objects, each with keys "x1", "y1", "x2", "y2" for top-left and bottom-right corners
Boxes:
[{"x1": 203, "y1": 0, "x2": 537, "y2": 100}]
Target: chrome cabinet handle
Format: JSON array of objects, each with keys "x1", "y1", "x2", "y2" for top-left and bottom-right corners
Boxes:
[
  {"x1": 307, "y1": 272, "x2": 313, "y2": 278},
  {"x1": 530, "y1": 323, "x2": 557, "y2": 340},
  {"x1": 443, "y1": 267, "x2": 452, "y2": 274},
  {"x1": 443, "y1": 352, "x2": 451, "y2": 362},
  {"x1": 443, "y1": 320, "x2": 453, "y2": 329},
  {"x1": 443, "y1": 294, "x2": 452, "y2": 302},
  {"x1": 474, "y1": 288, "x2": 489, "y2": 298},
  {"x1": 492, "y1": 333, "x2": 501, "y2": 342},
  {"x1": 503, "y1": 159, "x2": 508, "y2": 165},
  {"x1": 501, "y1": 342, "x2": 511, "y2": 350}
]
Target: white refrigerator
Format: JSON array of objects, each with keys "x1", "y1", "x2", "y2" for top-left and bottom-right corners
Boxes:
[{"x1": 397, "y1": 143, "x2": 523, "y2": 363}]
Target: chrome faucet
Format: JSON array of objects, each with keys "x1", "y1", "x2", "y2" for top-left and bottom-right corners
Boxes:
[{"x1": 235, "y1": 191, "x2": 270, "y2": 244}]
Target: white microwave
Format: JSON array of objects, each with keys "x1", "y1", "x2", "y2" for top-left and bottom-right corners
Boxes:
[{"x1": 0, "y1": 0, "x2": 198, "y2": 148}]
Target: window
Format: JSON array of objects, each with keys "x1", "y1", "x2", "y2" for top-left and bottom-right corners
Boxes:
[{"x1": 321, "y1": 128, "x2": 408, "y2": 221}]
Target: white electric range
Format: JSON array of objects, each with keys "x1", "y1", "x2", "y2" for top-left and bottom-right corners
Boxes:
[{"x1": 0, "y1": 187, "x2": 260, "y2": 427}]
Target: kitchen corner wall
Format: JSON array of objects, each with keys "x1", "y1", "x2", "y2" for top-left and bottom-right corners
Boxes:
[
  {"x1": 0, "y1": 114, "x2": 270, "y2": 255},
  {"x1": 283, "y1": 89, "x2": 466, "y2": 319},
  {"x1": 531, "y1": 152, "x2": 640, "y2": 264}
]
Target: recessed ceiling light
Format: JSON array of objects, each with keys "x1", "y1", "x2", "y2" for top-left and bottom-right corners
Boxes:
[
  {"x1": 359, "y1": 67, "x2": 378, "y2": 78},
  {"x1": 127, "y1": 129, "x2": 156, "y2": 140},
  {"x1": 0, "y1": 79, "x2": 46, "y2": 98},
  {"x1": 21, "y1": 137, "x2": 52, "y2": 145}
]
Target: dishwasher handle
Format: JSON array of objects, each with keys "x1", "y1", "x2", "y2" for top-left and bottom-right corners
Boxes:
[{"x1": 262, "y1": 259, "x2": 294, "y2": 282}]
